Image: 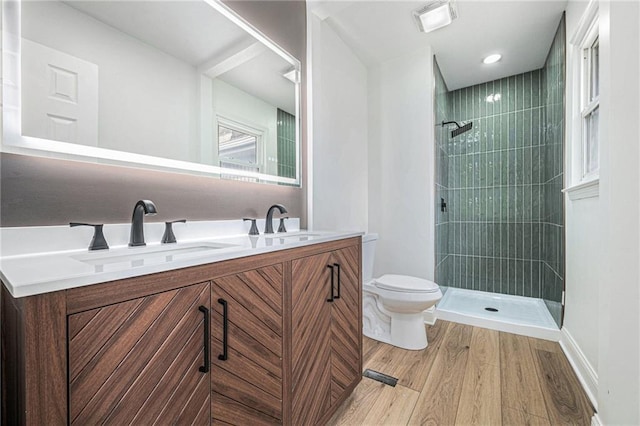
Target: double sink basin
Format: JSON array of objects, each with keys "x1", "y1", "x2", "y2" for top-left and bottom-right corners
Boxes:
[{"x1": 71, "y1": 232, "x2": 322, "y2": 269}]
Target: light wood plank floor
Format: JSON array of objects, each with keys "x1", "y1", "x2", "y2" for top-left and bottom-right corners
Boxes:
[{"x1": 328, "y1": 321, "x2": 594, "y2": 425}]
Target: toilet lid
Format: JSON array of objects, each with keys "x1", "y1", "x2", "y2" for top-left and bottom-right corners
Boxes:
[{"x1": 374, "y1": 274, "x2": 440, "y2": 293}]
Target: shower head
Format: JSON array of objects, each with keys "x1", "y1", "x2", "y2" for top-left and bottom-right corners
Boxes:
[
  {"x1": 442, "y1": 120, "x2": 473, "y2": 138},
  {"x1": 451, "y1": 122, "x2": 472, "y2": 137}
]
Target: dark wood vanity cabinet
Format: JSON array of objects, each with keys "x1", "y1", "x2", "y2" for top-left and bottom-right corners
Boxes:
[
  {"x1": 291, "y1": 245, "x2": 362, "y2": 425},
  {"x1": 67, "y1": 282, "x2": 211, "y2": 425},
  {"x1": 328, "y1": 246, "x2": 362, "y2": 406},
  {"x1": 211, "y1": 265, "x2": 285, "y2": 424},
  {"x1": 1, "y1": 237, "x2": 361, "y2": 426},
  {"x1": 291, "y1": 250, "x2": 334, "y2": 425}
]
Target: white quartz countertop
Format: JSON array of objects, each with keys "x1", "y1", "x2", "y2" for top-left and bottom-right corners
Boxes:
[{"x1": 0, "y1": 221, "x2": 363, "y2": 298}]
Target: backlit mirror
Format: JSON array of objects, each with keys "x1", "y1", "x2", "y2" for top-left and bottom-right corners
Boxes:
[{"x1": 2, "y1": 0, "x2": 301, "y2": 185}]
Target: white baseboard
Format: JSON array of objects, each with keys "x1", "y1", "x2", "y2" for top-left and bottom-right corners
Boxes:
[
  {"x1": 591, "y1": 413, "x2": 603, "y2": 426},
  {"x1": 423, "y1": 306, "x2": 437, "y2": 326},
  {"x1": 559, "y1": 327, "x2": 599, "y2": 411}
]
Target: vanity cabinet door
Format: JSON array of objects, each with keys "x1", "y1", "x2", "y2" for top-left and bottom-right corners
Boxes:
[
  {"x1": 68, "y1": 282, "x2": 211, "y2": 425},
  {"x1": 291, "y1": 244, "x2": 363, "y2": 425},
  {"x1": 291, "y1": 251, "x2": 333, "y2": 426},
  {"x1": 329, "y1": 245, "x2": 362, "y2": 405},
  {"x1": 211, "y1": 265, "x2": 284, "y2": 425}
]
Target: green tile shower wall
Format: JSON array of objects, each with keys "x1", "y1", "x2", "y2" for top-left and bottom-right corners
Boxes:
[
  {"x1": 277, "y1": 109, "x2": 296, "y2": 179},
  {"x1": 541, "y1": 16, "x2": 566, "y2": 325},
  {"x1": 434, "y1": 59, "x2": 451, "y2": 288},
  {"x1": 436, "y1": 15, "x2": 565, "y2": 305},
  {"x1": 443, "y1": 69, "x2": 547, "y2": 297}
]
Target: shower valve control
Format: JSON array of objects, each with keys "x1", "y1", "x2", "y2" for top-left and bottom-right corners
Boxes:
[{"x1": 440, "y1": 198, "x2": 447, "y2": 213}]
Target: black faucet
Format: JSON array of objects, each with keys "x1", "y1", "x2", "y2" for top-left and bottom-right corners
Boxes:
[
  {"x1": 129, "y1": 200, "x2": 157, "y2": 247},
  {"x1": 265, "y1": 204, "x2": 288, "y2": 234}
]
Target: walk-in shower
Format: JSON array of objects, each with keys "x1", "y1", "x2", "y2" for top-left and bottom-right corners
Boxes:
[{"x1": 433, "y1": 16, "x2": 565, "y2": 337}]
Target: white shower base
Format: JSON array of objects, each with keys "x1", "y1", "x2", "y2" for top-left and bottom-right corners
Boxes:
[{"x1": 436, "y1": 287, "x2": 561, "y2": 341}]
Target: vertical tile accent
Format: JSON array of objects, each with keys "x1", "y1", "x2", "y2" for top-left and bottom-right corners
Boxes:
[
  {"x1": 434, "y1": 59, "x2": 451, "y2": 287},
  {"x1": 277, "y1": 109, "x2": 296, "y2": 178},
  {"x1": 435, "y1": 16, "x2": 564, "y2": 317},
  {"x1": 540, "y1": 16, "x2": 566, "y2": 327},
  {"x1": 441, "y1": 65, "x2": 563, "y2": 300}
]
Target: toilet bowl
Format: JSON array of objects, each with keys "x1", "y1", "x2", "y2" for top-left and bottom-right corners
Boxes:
[{"x1": 362, "y1": 234, "x2": 442, "y2": 350}]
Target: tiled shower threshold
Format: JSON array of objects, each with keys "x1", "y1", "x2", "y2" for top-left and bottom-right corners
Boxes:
[{"x1": 436, "y1": 287, "x2": 561, "y2": 341}]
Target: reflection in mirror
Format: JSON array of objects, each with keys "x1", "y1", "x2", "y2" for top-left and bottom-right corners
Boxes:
[
  {"x1": 2, "y1": 0, "x2": 300, "y2": 185},
  {"x1": 218, "y1": 122, "x2": 259, "y2": 182}
]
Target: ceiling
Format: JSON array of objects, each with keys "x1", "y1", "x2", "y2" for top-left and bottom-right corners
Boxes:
[
  {"x1": 64, "y1": 1, "x2": 295, "y2": 113},
  {"x1": 311, "y1": 0, "x2": 567, "y2": 90},
  {"x1": 217, "y1": 48, "x2": 297, "y2": 115},
  {"x1": 66, "y1": 1, "x2": 252, "y2": 67}
]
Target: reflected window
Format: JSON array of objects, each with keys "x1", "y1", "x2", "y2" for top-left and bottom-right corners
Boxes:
[{"x1": 218, "y1": 122, "x2": 261, "y2": 181}]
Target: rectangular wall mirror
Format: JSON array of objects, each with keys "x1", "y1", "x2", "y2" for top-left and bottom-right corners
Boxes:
[{"x1": 2, "y1": 0, "x2": 301, "y2": 186}]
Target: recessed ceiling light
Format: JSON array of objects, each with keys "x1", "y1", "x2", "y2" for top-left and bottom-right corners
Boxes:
[
  {"x1": 413, "y1": 1, "x2": 458, "y2": 34},
  {"x1": 483, "y1": 54, "x2": 502, "y2": 64}
]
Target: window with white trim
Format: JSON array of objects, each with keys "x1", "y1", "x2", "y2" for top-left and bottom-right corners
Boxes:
[
  {"x1": 216, "y1": 117, "x2": 264, "y2": 182},
  {"x1": 580, "y1": 22, "x2": 599, "y2": 180}
]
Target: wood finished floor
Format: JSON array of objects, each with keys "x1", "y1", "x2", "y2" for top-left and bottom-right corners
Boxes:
[{"x1": 328, "y1": 321, "x2": 594, "y2": 426}]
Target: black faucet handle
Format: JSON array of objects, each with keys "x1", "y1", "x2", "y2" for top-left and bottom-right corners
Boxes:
[
  {"x1": 70, "y1": 223, "x2": 109, "y2": 251},
  {"x1": 243, "y1": 218, "x2": 260, "y2": 236},
  {"x1": 162, "y1": 219, "x2": 186, "y2": 244},
  {"x1": 278, "y1": 217, "x2": 289, "y2": 233},
  {"x1": 166, "y1": 219, "x2": 187, "y2": 224}
]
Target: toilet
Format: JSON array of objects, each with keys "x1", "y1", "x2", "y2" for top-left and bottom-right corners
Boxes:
[{"x1": 362, "y1": 233, "x2": 442, "y2": 350}]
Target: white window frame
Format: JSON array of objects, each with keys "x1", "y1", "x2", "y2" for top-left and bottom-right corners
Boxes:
[
  {"x1": 580, "y1": 29, "x2": 599, "y2": 181},
  {"x1": 215, "y1": 115, "x2": 266, "y2": 174},
  {"x1": 565, "y1": 0, "x2": 600, "y2": 200}
]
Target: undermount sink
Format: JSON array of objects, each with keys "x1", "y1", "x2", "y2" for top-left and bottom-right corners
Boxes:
[
  {"x1": 72, "y1": 242, "x2": 237, "y2": 267},
  {"x1": 265, "y1": 232, "x2": 322, "y2": 240}
]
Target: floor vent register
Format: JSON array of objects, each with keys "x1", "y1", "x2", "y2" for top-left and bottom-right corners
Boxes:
[{"x1": 362, "y1": 369, "x2": 398, "y2": 387}]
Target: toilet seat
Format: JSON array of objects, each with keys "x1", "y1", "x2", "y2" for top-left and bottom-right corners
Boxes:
[{"x1": 375, "y1": 274, "x2": 439, "y2": 293}]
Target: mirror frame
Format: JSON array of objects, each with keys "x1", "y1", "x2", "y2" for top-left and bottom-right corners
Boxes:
[{"x1": 1, "y1": 0, "x2": 302, "y2": 186}]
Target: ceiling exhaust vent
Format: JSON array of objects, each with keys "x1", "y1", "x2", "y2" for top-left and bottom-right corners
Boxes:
[{"x1": 413, "y1": 0, "x2": 458, "y2": 34}]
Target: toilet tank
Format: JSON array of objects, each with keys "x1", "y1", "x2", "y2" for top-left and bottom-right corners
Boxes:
[{"x1": 362, "y1": 233, "x2": 378, "y2": 283}]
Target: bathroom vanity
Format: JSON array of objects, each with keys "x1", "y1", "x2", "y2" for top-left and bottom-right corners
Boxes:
[{"x1": 1, "y1": 229, "x2": 362, "y2": 425}]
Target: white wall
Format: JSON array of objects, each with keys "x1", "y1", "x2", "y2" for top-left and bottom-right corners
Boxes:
[
  {"x1": 368, "y1": 48, "x2": 435, "y2": 280},
  {"x1": 596, "y1": 1, "x2": 640, "y2": 423},
  {"x1": 562, "y1": 0, "x2": 600, "y2": 397},
  {"x1": 22, "y1": 0, "x2": 199, "y2": 162},
  {"x1": 563, "y1": 197, "x2": 600, "y2": 365},
  {"x1": 310, "y1": 16, "x2": 368, "y2": 232},
  {"x1": 310, "y1": 1, "x2": 640, "y2": 422},
  {"x1": 564, "y1": 1, "x2": 640, "y2": 423}
]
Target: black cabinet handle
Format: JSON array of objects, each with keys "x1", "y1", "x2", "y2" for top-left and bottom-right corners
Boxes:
[
  {"x1": 217, "y1": 298, "x2": 228, "y2": 361},
  {"x1": 333, "y1": 263, "x2": 341, "y2": 299},
  {"x1": 327, "y1": 265, "x2": 335, "y2": 302},
  {"x1": 198, "y1": 306, "x2": 210, "y2": 373}
]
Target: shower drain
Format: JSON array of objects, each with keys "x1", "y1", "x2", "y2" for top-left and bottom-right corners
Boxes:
[{"x1": 485, "y1": 307, "x2": 499, "y2": 312}]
